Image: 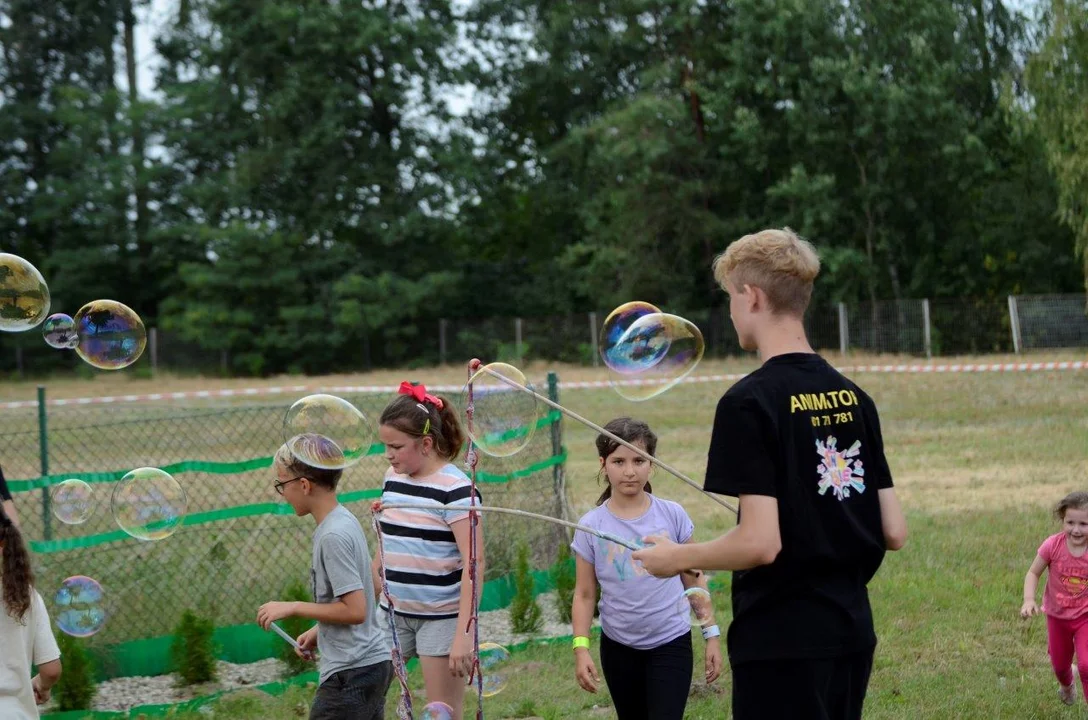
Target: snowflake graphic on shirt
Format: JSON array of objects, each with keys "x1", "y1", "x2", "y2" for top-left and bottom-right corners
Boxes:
[{"x1": 815, "y1": 436, "x2": 866, "y2": 501}]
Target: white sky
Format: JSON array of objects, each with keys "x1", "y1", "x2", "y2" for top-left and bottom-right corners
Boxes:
[{"x1": 126, "y1": 0, "x2": 477, "y2": 116}]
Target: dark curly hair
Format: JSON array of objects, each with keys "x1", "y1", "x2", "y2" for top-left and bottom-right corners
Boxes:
[{"x1": 1, "y1": 504, "x2": 33, "y2": 621}]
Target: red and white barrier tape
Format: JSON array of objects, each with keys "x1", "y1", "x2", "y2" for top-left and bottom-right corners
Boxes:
[{"x1": 0, "y1": 360, "x2": 1082, "y2": 409}]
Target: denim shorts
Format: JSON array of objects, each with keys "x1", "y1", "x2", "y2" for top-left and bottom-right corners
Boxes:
[{"x1": 310, "y1": 661, "x2": 393, "y2": 720}]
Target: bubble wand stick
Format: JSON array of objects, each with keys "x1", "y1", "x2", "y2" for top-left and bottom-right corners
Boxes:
[
  {"x1": 469, "y1": 359, "x2": 737, "y2": 515},
  {"x1": 375, "y1": 502, "x2": 644, "y2": 551},
  {"x1": 268, "y1": 622, "x2": 314, "y2": 660}
]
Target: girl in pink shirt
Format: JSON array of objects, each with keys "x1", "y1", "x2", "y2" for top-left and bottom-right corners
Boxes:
[{"x1": 1022, "y1": 491, "x2": 1088, "y2": 706}]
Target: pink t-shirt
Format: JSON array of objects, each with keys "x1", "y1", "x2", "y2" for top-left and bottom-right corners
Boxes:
[{"x1": 1039, "y1": 532, "x2": 1088, "y2": 620}]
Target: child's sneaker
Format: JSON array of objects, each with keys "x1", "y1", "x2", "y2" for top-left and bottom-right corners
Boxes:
[{"x1": 1060, "y1": 682, "x2": 1076, "y2": 705}]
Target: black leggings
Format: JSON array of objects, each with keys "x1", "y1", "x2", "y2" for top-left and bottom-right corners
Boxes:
[{"x1": 599, "y1": 630, "x2": 693, "y2": 720}]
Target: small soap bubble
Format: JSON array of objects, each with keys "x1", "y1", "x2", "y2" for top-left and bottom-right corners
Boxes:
[
  {"x1": 479, "y1": 642, "x2": 512, "y2": 697},
  {"x1": 42, "y1": 313, "x2": 79, "y2": 349},
  {"x1": 54, "y1": 576, "x2": 107, "y2": 637},
  {"x1": 51, "y1": 479, "x2": 94, "y2": 525},
  {"x1": 677, "y1": 587, "x2": 714, "y2": 627}
]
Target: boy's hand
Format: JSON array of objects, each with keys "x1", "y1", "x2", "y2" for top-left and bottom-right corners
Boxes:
[
  {"x1": 1020, "y1": 600, "x2": 1041, "y2": 618},
  {"x1": 32, "y1": 675, "x2": 50, "y2": 704},
  {"x1": 631, "y1": 535, "x2": 682, "y2": 578},
  {"x1": 704, "y1": 638, "x2": 723, "y2": 683},
  {"x1": 296, "y1": 626, "x2": 318, "y2": 660},
  {"x1": 257, "y1": 601, "x2": 298, "y2": 630}
]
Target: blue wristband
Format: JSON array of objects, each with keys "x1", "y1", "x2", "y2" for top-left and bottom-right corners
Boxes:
[{"x1": 701, "y1": 625, "x2": 721, "y2": 640}]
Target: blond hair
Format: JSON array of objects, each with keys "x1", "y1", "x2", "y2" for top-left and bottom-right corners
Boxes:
[{"x1": 712, "y1": 228, "x2": 821, "y2": 316}]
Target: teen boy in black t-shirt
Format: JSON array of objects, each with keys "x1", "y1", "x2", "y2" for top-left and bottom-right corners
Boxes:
[{"x1": 633, "y1": 228, "x2": 907, "y2": 720}]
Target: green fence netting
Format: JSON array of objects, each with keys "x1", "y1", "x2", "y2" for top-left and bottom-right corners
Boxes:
[{"x1": 2, "y1": 380, "x2": 568, "y2": 687}]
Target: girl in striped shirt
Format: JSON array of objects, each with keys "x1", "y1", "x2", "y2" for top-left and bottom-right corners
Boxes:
[{"x1": 375, "y1": 382, "x2": 482, "y2": 718}]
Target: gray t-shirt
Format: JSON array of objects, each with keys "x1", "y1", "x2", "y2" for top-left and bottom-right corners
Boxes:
[{"x1": 311, "y1": 505, "x2": 390, "y2": 683}]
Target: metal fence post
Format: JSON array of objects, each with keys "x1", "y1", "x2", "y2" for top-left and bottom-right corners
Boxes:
[
  {"x1": 149, "y1": 327, "x2": 159, "y2": 376},
  {"x1": 588, "y1": 312, "x2": 599, "y2": 367},
  {"x1": 837, "y1": 302, "x2": 849, "y2": 356},
  {"x1": 439, "y1": 319, "x2": 448, "y2": 365},
  {"x1": 547, "y1": 371, "x2": 570, "y2": 525},
  {"x1": 37, "y1": 386, "x2": 51, "y2": 541},
  {"x1": 515, "y1": 318, "x2": 523, "y2": 363},
  {"x1": 922, "y1": 299, "x2": 932, "y2": 359},
  {"x1": 1008, "y1": 295, "x2": 1022, "y2": 354}
]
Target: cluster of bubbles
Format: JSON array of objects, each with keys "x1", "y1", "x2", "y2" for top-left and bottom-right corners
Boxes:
[
  {"x1": 599, "y1": 301, "x2": 705, "y2": 401},
  {"x1": 1, "y1": 251, "x2": 172, "y2": 638},
  {"x1": 46, "y1": 468, "x2": 187, "y2": 638},
  {"x1": 0, "y1": 254, "x2": 146, "y2": 370}
]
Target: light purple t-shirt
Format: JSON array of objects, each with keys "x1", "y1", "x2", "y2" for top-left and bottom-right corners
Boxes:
[{"x1": 571, "y1": 494, "x2": 695, "y2": 650}]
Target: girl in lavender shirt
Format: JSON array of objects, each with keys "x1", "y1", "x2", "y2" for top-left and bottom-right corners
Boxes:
[{"x1": 570, "y1": 418, "x2": 722, "y2": 720}]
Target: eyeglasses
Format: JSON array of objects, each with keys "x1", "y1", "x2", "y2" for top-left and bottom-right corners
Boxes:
[{"x1": 274, "y1": 476, "x2": 306, "y2": 495}]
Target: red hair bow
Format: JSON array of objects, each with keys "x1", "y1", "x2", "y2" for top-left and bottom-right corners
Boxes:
[{"x1": 398, "y1": 381, "x2": 444, "y2": 409}]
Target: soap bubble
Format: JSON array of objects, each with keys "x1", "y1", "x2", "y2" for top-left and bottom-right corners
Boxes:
[
  {"x1": 54, "y1": 576, "x2": 107, "y2": 637},
  {"x1": 677, "y1": 587, "x2": 714, "y2": 627},
  {"x1": 111, "y1": 467, "x2": 186, "y2": 541},
  {"x1": 51, "y1": 479, "x2": 94, "y2": 525},
  {"x1": 42, "y1": 313, "x2": 79, "y2": 349},
  {"x1": 600, "y1": 302, "x2": 704, "y2": 401},
  {"x1": 73, "y1": 299, "x2": 146, "y2": 370},
  {"x1": 283, "y1": 395, "x2": 373, "y2": 470},
  {"x1": 461, "y1": 363, "x2": 538, "y2": 458},
  {"x1": 0, "y1": 253, "x2": 50, "y2": 331},
  {"x1": 420, "y1": 703, "x2": 454, "y2": 720},
  {"x1": 479, "y1": 641, "x2": 512, "y2": 697}
]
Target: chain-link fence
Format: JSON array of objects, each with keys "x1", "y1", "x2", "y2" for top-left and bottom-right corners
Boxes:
[
  {"x1": 4, "y1": 382, "x2": 566, "y2": 678},
  {"x1": 0, "y1": 294, "x2": 1082, "y2": 377},
  {"x1": 1014, "y1": 294, "x2": 1088, "y2": 351}
]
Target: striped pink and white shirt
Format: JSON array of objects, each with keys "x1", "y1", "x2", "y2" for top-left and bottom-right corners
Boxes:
[{"x1": 379, "y1": 464, "x2": 481, "y2": 619}]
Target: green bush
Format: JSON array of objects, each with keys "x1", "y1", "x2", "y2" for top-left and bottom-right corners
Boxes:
[
  {"x1": 509, "y1": 542, "x2": 543, "y2": 634},
  {"x1": 171, "y1": 609, "x2": 218, "y2": 685},
  {"x1": 551, "y1": 542, "x2": 575, "y2": 624},
  {"x1": 53, "y1": 633, "x2": 96, "y2": 710},
  {"x1": 278, "y1": 580, "x2": 315, "y2": 677}
]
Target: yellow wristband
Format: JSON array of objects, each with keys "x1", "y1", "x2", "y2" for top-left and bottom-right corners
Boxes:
[{"x1": 572, "y1": 636, "x2": 590, "y2": 650}]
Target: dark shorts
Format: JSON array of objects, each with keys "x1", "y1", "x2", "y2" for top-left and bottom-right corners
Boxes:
[
  {"x1": 310, "y1": 661, "x2": 394, "y2": 720},
  {"x1": 731, "y1": 650, "x2": 874, "y2": 720}
]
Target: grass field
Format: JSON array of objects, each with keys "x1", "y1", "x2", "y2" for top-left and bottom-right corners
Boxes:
[{"x1": 18, "y1": 350, "x2": 1088, "y2": 718}]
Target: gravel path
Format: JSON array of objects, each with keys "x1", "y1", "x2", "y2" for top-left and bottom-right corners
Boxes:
[{"x1": 64, "y1": 593, "x2": 578, "y2": 713}]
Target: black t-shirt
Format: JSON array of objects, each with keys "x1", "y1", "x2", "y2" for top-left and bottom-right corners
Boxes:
[
  {"x1": 705, "y1": 353, "x2": 894, "y2": 665},
  {"x1": 0, "y1": 465, "x2": 10, "y2": 501}
]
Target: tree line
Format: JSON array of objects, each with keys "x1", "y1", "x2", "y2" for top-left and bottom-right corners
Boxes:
[{"x1": 0, "y1": 0, "x2": 1085, "y2": 375}]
